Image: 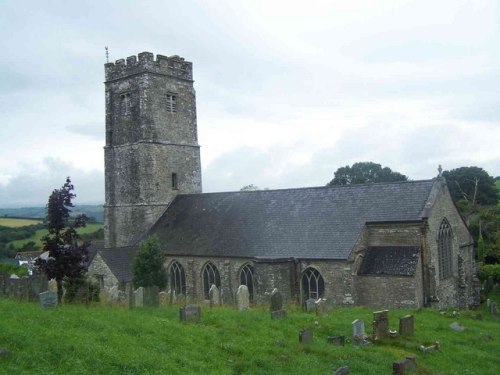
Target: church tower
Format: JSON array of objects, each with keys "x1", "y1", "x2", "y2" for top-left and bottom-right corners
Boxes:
[{"x1": 104, "y1": 52, "x2": 202, "y2": 248}]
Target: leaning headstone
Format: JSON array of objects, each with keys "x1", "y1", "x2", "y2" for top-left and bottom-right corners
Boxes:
[
  {"x1": 305, "y1": 298, "x2": 316, "y2": 312},
  {"x1": 39, "y1": 291, "x2": 58, "y2": 309},
  {"x1": 209, "y1": 284, "x2": 220, "y2": 307},
  {"x1": 351, "y1": 319, "x2": 366, "y2": 344},
  {"x1": 143, "y1": 286, "x2": 159, "y2": 307},
  {"x1": 299, "y1": 328, "x2": 313, "y2": 344},
  {"x1": 270, "y1": 289, "x2": 283, "y2": 311},
  {"x1": 134, "y1": 287, "x2": 144, "y2": 307},
  {"x1": 180, "y1": 304, "x2": 201, "y2": 322},
  {"x1": 236, "y1": 285, "x2": 250, "y2": 311},
  {"x1": 159, "y1": 291, "x2": 169, "y2": 307},
  {"x1": 334, "y1": 366, "x2": 350, "y2": 375},
  {"x1": 399, "y1": 315, "x2": 414, "y2": 336},
  {"x1": 393, "y1": 355, "x2": 417, "y2": 375},
  {"x1": 373, "y1": 310, "x2": 389, "y2": 339},
  {"x1": 327, "y1": 335, "x2": 345, "y2": 346},
  {"x1": 450, "y1": 322, "x2": 466, "y2": 332}
]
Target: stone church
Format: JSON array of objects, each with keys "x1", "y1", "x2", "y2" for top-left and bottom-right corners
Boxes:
[{"x1": 88, "y1": 51, "x2": 480, "y2": 309}]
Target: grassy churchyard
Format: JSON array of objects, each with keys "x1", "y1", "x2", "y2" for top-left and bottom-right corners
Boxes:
[{"x1": 0, "y1": 299, "x2": 499, "y2": 374}]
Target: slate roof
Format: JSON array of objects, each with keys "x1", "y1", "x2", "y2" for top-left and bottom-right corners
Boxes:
[
  {"x1": 98, "y1": 246, "x2": 138, "y2": 282},
  {"x1": 358, "y1": 246, "x2": 421, "y2": 276},
  {"x1": 145, "y1": 179, "x2": 437, "y2": 260}
]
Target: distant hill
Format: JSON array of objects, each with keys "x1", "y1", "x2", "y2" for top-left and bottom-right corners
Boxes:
[{"x1": 0, "y1": 205, "x2": 104, "y2": 223}]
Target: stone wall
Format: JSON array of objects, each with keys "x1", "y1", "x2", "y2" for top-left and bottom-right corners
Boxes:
[
  {"x1": 354, "y1": 274, "x2": 421, "y2": 308},
  {"x1": 425, "y1": 179, "x2": 479, "y2": 309},
  {"x1": 0, "y1": 272, "x2": 48, "y2": 302}
]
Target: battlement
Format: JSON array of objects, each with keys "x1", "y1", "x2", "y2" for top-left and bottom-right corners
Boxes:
[{"x1": 105, "y1": 52, "x2": 193, "y2": 82}]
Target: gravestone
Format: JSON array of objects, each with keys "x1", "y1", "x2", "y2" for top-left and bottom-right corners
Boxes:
[
  {"x1": 399, "y1": 315, "x2": 414, "y2": 336},
  {"x1": 315, "y1": 298, "x2": 331, "y2": 316},
  {"x1": 419, "y1": 341, "x2": 440, "y2": 353},
  {"x1": 108, "y1": 286, "x2": 119, "y2": 304},
  {"x1": 305, "y1": 298, "x2": 316, "y2": 312},
  {"x1": 270, "y1": 289, "x2": 283, "y2": 311},
  {"x1": 299, "y1": 328, "x2": 313, "y2": 344},
  {"x1": 489, "y1": 301, "x2": 497, "y2": 316},
  {"x1": 373, "y1": 310, "x2": 389, "y2": 339},
  {"x1": 271, "y1": 310, "x2": 287, "y2": 319},
  {"x1": 180, "y1": 304, "x2": 201, "y2": 322},
  {"x1": 209, "y1": 284, "x2": 220, "y2": 307},
  {"x1": 334, "y1": 366, "x2": 350, "y2": 375},
  {"x1": 48, "y1": 279, "x2": 58, "y2": 293},
  {"x1": 351, "y1": 319, "x2": 366, "y2": 344},
  {"x1": 0, "y1": 348, "x2": 8, "y2": 357},
  {"x1": 143, "y1": 286, "x2": 159, "y2": 307},
  {"x1": 393, "y1": 355, "x2": 417, "y2": 375},
  {"x1": 327, "y1": 335, "x2": 345, "y2": 346},
  {"x1": 450, "y1": 322, "x2": 466, "y2": 332},
  {"x1": 134, "y1": 287, "x2": 144, "y2": 307},
  {"x1": 39, "y1": 291, "x2": 58, "y2": 309},
  {"x1": 236, "y1": 285, "x2": 250, "y2": 311},
  {"x1": 159, "y1": 291, "x2": 169, "y2": 307}
]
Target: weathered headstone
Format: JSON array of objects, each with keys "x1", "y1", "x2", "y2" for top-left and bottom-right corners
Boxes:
[
  {"x1": 393, "y1": 355, "x2": 417, "y2": 375},
  {"x1": 351, "y1": 319, "x2": 366, "y2": 344},
  {"x1": 399, "y1": 315, "x2": 414, "y2": 336},
  {"x1": 334, "y1": 366, "x2": 350, "y2": 375},
  {"x1": 209, "y1": 284, "x2": 220, "y2": 307},
  {"x1": 305, "y1": 298, "x2": 316, "y2": 312},
  {"x1": 159, "y1": 291, "x2": 169, "y2": 307},
  {"x1": 299, "y1": 328, "x2": 313, "y2": 344},
  {"x1": 373, "y1": 310, "x2": 389, "y2": 339},
  {"x1": 48, "y1": 279, "x2": 58, "y2": 293},
  {"x1": 270, "y1": 289, "x2": 283, "y2": 311},
  {"x1": 134, "y1": 287, "x2": 144, "y2": 307},
  {"x1": 327, "y1": 335, "x2": 345, "y2": 346},
  {"x1": 450, "y1": 322, "x2": 466, "y2": 332},
  {"x1": 489, "y1": 301, "x2": 497, "y2": 316},
  {"x1": 144, "y1": 286, "x2": 159, "y2": 307},
  {"x1": 180, "y1": 304, "x2": 201, "y2": 322},
  {"x1": 271, "y1": 310, "x2": 287, "y2": 319},
  {"x1": 236, "y1": 285, "x2": 250, "y2": 311},
  {"x1": 39, "y1": 291, "x2": 58, "y2": 309},
  {"x1": 315, "y1": 298, "x2": 333, "y2": 316}
]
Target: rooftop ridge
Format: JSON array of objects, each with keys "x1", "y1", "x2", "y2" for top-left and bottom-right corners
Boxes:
[
  {"x1": 105, "y1": 51, "x2": 193, "y2": 82},
  {"x1": 177, "y1": 178, "x2": 437, "y2": 198}
]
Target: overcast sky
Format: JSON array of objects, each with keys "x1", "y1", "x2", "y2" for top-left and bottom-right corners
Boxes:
[{"x1": 1, "y1": 0, "x2": 499, "y2": 207}]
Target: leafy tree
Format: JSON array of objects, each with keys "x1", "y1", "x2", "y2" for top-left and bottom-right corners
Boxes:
[
  {"x1": 327, "y1": 162, "x2": 408, "y2": 186},
  {"x1": 133, "y1": 235, "x2": 167, "y2": 289},
  {"x1": 442, "y1": 167, "x2": 498, "y2": 206},
  {"x1": 35, "y1": 178, "x2": 89, "y2": 302}
]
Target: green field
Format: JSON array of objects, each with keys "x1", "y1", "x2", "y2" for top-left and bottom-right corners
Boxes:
[
  {"x1": 0, "y1": 218, "x2": 42, "y2": 227},
  {"x1": 7, "y1": 223, "x2": 102, "y2": 249},
  {"x1": 0, "y1": 300, "x2": 499, "y2": 374}
]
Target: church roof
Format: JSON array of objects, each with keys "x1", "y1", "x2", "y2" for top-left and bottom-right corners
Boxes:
[
  {"x1": 98, "y1": 246, "x2": 138, "y2": 282},
  {"x1": 358, "y1": 246, "x2": 421, "y2": 276},
  {"x1": 145, "y1": 179, "x2": 437, "y2": 260}
]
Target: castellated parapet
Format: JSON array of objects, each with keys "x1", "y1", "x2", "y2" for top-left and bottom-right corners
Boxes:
[
  {"x1": 105, "y1": 52, "x2": 193, "y2": 82},
  {"x1": 104, "y1": 51, "x2": 201, "y2": 248}
]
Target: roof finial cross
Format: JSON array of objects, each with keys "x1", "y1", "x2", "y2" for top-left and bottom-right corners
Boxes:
[{"x1": 438, "y1": 165, "x2": 443, "y2": 177}]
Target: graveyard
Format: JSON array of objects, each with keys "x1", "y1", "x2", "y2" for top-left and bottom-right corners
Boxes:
[{"x1": 1, "y1": 295, "x2": 499, "y2": 374}]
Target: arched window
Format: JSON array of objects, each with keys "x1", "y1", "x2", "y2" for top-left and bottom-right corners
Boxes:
[
  {"x1": 202, "y1": 262, "x2": 221, "y2": 299},
  {"x1": 169, "y1": 261, "x2": 186, "y2": 295},
  {"x1": 239, "y1": 263, "x2": 255, "y2": 302},
  {"x1": 301, "y1": 267, "x2": 325, "y2": 301},
  {"x1": 438, "y1": 219, "x2": 453, "y2": 279}
]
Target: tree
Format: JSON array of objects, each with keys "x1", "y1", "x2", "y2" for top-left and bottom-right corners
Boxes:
[
  {"x1": 442, "y1": 166, "x2": 498, "y2": 206},
  {"x1": 327, "y1": 162, "x2": 408, "y2": 186},
  {"x1": 35, "y1": 178, "x2": 89, "y2": 302},
  {"x1": 133, "y1": 235, "x2": 167, "y2": 289}
]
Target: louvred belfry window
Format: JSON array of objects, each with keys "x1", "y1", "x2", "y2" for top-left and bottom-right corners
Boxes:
[{"x1": 166, "y1": 94, "x2": 177, "y2": 113}]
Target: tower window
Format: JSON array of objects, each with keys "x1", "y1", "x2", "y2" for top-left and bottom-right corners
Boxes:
[
  {"x1": 166, "y1": 94, "x2": 177, "y2": 113},
  {"x1": 172, "y1": 173, "x2": 178, "y2": 190}
]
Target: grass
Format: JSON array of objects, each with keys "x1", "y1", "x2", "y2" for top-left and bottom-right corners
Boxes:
[
  {"x1": 0, "y1": 300, "x2": 499, "y2": 374},
  {"x1": 7, "y1": 223, "x2": 102, "y2": 249},
  {"x1": 0, "y1": 218, "x2": 42, "y2": 227}
]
